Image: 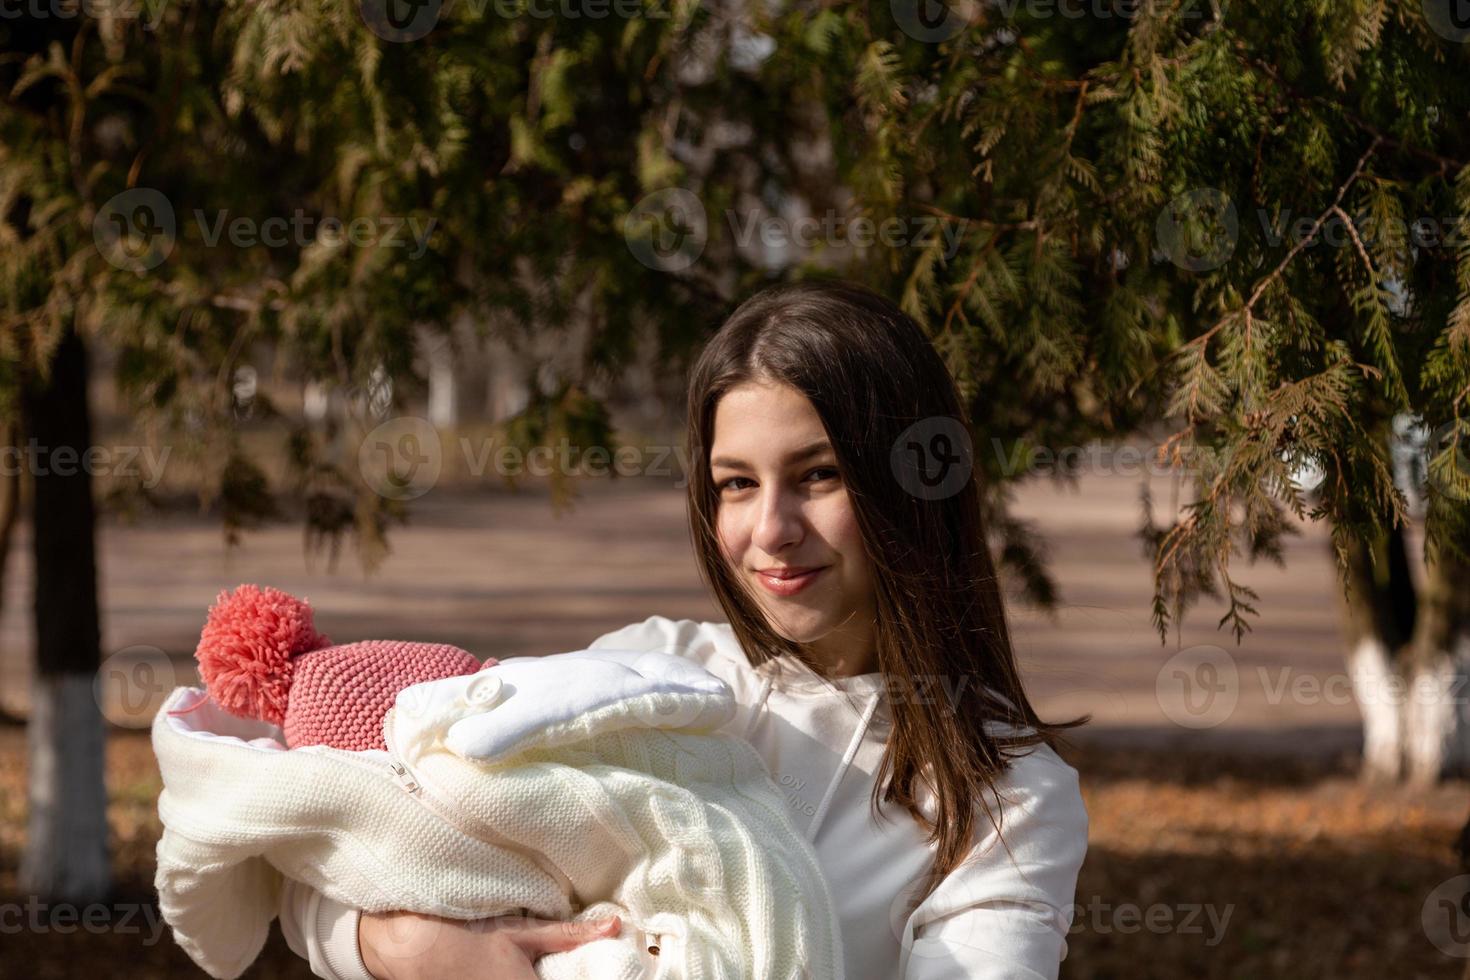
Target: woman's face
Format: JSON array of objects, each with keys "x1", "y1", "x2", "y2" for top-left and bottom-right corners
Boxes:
[{"x1": 709, "y1": 378, "x2": 878, "y2": 671}]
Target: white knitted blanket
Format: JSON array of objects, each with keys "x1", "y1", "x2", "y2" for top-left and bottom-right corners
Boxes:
[{"x1": 152, "y1": 648, "x2": 844, "y2": 980}]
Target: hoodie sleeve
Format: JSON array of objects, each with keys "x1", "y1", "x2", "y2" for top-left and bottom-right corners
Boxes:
[
  {"x1": 278, "y1": 877, "x2": 377, "y2": 980},
  {"x1": 900, "y1": 746, "x2": 1088, "y2": 980}
]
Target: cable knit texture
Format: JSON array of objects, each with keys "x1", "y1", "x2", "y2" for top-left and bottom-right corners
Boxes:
[{"x1": 152, "y1": 650, "x2": 845, "y2": 980}]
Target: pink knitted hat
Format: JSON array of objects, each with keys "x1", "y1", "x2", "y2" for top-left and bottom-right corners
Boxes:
[{"x1": 193, "y1": 584, "x2": 490, "y2": 752}]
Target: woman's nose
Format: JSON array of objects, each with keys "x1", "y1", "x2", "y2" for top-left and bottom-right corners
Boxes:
[{"x1": 751, "y1": 487, "x2": 804, "y2": 555}]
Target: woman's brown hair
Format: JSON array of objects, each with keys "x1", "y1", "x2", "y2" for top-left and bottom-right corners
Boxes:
[{"x1": 684, "y1": 277, "x2": 1088, "y2": 906}]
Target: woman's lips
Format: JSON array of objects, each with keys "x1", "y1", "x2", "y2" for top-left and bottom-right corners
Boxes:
[{"x1": 755, "y1": 566, "x2": 828, "y2": 596}]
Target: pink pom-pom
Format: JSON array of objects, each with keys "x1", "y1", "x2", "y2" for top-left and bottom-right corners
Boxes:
[{"x1": 194, "y1": 584, "x2": 332, "y2": 726}]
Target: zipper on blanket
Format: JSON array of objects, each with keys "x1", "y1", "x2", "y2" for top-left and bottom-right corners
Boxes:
[
  {"x1": 381, "y1": 709, "x2": 582, "y2": 905},
  {"x1": 389, "y1": 759, "x2": 420, "y2": 794}
]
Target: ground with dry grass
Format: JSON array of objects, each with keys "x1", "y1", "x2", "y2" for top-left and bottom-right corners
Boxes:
[{"x1": 0, "y1": 727, "x2": 1464, "y2": 979}]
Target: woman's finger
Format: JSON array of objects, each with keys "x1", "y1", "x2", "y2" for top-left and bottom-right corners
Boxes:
[{"x1": 509, "y1": 915, "x2": 621, "y2": 957}]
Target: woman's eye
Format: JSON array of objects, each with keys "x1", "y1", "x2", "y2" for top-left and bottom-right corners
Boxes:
[{"x1": 717, "y1": 469, "x2": 837, "y2": 492}]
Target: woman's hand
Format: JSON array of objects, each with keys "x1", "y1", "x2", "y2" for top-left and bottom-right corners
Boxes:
[{"x1": 359, "y1": 908, "x2": 621, "y2": 980}]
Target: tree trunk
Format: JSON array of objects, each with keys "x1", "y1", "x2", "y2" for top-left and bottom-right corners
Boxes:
[
  {"x1": 1339, "y1": 521, "x2": 1470, "y2": 786},
  {"x1": 1402, "y1": 539, "x2": 1470, "y2": 788},
  {"x1": 17, "y1": 323, "x2": 111, "y2": 903},
  {"x1": 1339, "y1": 524, "x2": 1417, "y2": 783},
  {"x1": 422, "y1": 323, "x2": 458, "y2": 429},
  {"x1": 0, "y1": 416, "x2": 24, "y2": 723}
]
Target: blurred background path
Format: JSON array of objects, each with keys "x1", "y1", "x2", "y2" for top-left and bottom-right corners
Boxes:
[{"x1": 0, "y1": 464, "x2": 1369, "y2": 757}]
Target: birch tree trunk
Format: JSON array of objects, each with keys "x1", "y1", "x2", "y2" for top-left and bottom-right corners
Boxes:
[
  {"x1": 1402, "y1": 541, "x2": 1470, "y2": 788},
  {"x1": 1340, "y1": 522, "x2": 1470, "y2": 785},
  {"x1": 0, "y1": 417, "x2": 23, "y2": 722},
  {"x1": 1339, "y1": 525, "x2": 1417, "y2": 784},
  {"x1": 17, "y1": 323, "x2": 110, "y2": 902}
]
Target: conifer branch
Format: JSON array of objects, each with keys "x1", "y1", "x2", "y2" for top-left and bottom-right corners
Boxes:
[
  {"x1": 1179, "y1": 136, "x2": 1382, "y2": 360},
  {"x1": 1330, "y1": 205, "x2": 1376, "y2": 282}
]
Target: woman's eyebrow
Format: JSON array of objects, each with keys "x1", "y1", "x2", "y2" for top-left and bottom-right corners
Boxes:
[{"x1": 711, "y1": 440, "x2": 833, "y2": 469}]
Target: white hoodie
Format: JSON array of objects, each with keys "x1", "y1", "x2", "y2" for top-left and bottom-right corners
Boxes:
[{"x1": 279, "y1": 616, "x2": 1089, "y2": 980}]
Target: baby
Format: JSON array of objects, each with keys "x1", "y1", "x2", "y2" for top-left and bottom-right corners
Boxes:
[{"x1": 158, "y1": 584, "x2": 845, "y2": 980}]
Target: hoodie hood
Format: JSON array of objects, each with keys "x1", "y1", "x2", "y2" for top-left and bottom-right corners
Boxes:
[{"x1": 707, "y1": 628, "x2": 892, "y2": 845}]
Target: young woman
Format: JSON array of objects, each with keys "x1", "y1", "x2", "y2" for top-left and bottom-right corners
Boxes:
[{"x1": 278, "y1": 278, "x2": 1089, "y2": 980}]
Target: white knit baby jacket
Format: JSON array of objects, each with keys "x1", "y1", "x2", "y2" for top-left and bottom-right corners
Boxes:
[{"x1": 152, "y1": 648, "x2": 845, "y2": 980}]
